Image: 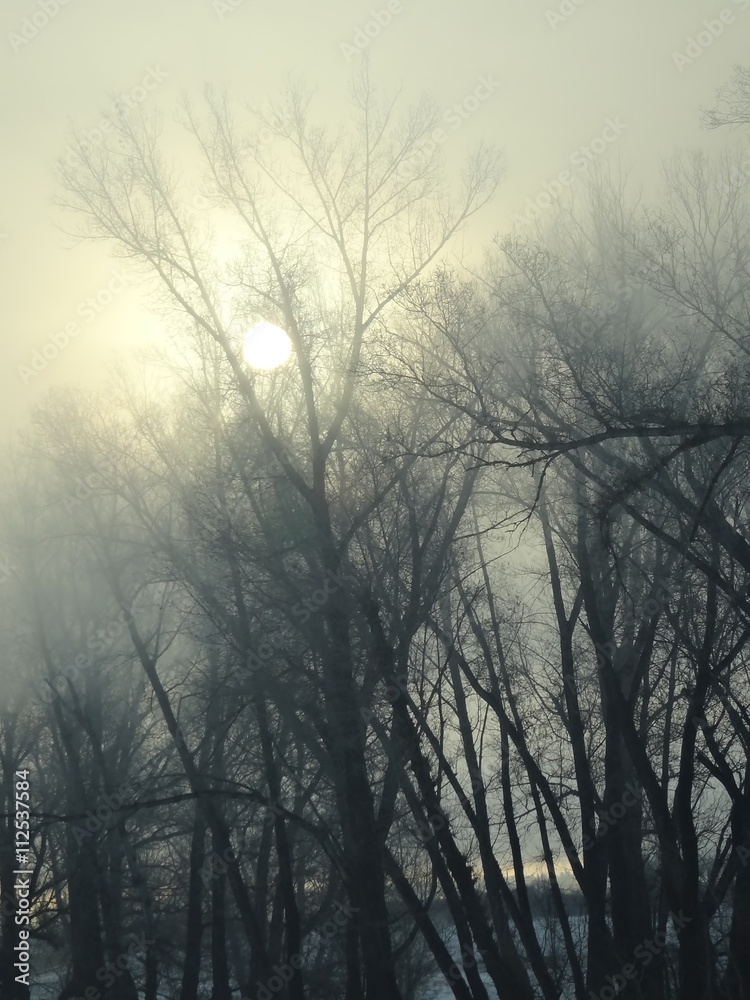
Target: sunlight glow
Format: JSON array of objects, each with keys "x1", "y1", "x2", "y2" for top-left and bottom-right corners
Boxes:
[{"x1": 242, "y1": 321, "x2": 292, "y2": 370}]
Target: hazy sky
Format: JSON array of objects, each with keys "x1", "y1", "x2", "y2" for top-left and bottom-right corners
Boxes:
[{"x1": 1, "y1": 0, "x2": 747, "y2": 440}]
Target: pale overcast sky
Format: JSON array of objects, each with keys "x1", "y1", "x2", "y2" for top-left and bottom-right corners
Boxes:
[{"x1": 1, "y1": 0, "x2": 747, "y2": 439}]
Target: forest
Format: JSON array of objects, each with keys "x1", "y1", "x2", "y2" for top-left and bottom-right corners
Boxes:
[{"x1": 2, "y1": 64, "x2": 750, "y2": 1000}]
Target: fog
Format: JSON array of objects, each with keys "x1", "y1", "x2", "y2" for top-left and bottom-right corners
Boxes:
[
  {"x1": 1, "y1": 4, "x2": 750, "y2": 1000},
  {"x1": 2, "y1": 0, "x2": 746, "y2": 430}
]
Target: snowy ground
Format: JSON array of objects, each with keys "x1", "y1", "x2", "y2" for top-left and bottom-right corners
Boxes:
[{"x1": 29, "y1": 917, "x2": 584, "y2": 1000}]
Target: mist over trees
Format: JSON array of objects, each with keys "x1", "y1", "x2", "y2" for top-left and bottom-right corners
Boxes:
[{"x1": 2, "y1": 65, "x2": 750, "y2": 1000}]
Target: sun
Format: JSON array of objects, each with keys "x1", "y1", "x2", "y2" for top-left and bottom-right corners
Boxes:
[{"x1": 242, "y1": 321, "x2": 292, "y2": 370}]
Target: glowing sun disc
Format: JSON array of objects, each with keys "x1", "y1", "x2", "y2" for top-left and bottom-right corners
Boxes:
[{"x1": 242, "y1": 321, "x2": 292, "y2": 370}]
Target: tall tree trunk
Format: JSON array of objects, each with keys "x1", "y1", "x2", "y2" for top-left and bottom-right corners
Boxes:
[
  {"x1": 725, "y1": 771, "x2": 750, "y2": 1000},
  {"x1": 210, "y1": 858, "x2": 232, "y2": 1000},
  {"x1": 180, "y1": 808, "x2": 206, "y2": 1000},
  {"x1": 344, "y1": 905, "x2": 365, "y2": 1000},
  {"x1": 99, "y1": 839, "x2": 139, "y2": 1000},
  {"x1": 538, "y1": 502, "x2": 616, "y2": 1000},
  {"x1": 576, "y1": 505, "x2": 666, "y2": 1000},
  {"x1": 255, "y1": 697, "x2": 304, "y2": 1000},
  {"x1": 121, "y1": 834, "x2": 158, "y2": 1000},
  {"x1": 59, "y1": 827, "x2": 107, "y2": 1000},
  {"x1": 317, "y1": 539, "x2": 404, "y2": 1000}
]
